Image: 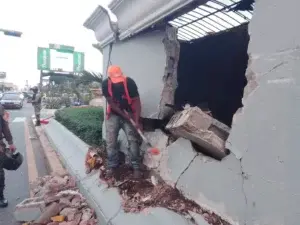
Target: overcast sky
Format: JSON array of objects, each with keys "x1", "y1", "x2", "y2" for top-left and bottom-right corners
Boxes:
[{"x1": 0, "y1": 0, "x2": 112, "y2": 88}]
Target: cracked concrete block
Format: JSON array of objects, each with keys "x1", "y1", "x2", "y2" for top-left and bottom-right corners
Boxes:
[
  {"x1": 166, "y1": 107, "x2": 229, "y2": 159},
  {"x1": 158, "y1": 138, "x2": 197, "y2": 187},
  {"x1": 142, "y1": 129, "x2": 169, "y2": 169},
  {"x1": 176, "y1": 154, "x2": 246, "y2": 224}
]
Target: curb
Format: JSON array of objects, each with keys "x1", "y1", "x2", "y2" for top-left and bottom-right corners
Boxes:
[{"x1": 41, "y1": 118, "x2": 205, "y2": 225}]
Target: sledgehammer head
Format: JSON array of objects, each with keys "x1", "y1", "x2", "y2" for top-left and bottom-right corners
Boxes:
[{"x1": 149, "y1": 147, "x2": 160, "y2": 155}]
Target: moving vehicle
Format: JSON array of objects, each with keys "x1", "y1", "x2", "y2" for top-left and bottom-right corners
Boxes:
[{"x1": 0, "y1": 92, "x2": 24, "y2": 109}]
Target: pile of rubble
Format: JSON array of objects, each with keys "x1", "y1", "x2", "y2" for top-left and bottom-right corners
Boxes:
[
  {"x1": 90, "y1": 147, "x2": 230, "y2": 225},
  {"x1": 14, "y1": 174, "x2": 97, "y2": 225}
]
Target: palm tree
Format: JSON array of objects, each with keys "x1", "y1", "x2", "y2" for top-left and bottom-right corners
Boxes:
[{"x1": 75, "y1": 70, "x2": 103, "y2": 87}]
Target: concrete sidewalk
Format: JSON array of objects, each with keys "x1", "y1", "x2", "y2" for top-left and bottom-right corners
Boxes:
[{"x1": 41, "y1": 118, "x2": 208, "y2": 225}]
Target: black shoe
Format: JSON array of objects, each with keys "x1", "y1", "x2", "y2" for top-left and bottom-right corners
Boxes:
[
  {"x1": 107, "y1": 168, "x2": 120, "y2": 180},
  {"x1": 133, "y1": 169, "x2": 142, "y2": 179},
  {"x1": 0, "y1": 197, "x2": 8, "y2": 208}
]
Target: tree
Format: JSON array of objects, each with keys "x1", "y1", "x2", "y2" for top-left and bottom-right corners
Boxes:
[{"x1": 75, "y1": 70, "x2": 103, "y2": 87}]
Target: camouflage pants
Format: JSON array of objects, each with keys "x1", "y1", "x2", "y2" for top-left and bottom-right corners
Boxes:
[
  {"x1": 34, "y1": 104, "x2": 41, "y2": 121},
  {"x1": 106, "y1": 113, "x2": 141, "y2": 169}
]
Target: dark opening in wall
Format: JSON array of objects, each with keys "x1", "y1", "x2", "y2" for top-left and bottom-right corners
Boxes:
[{"x1": 175, "y1": 24, "x2": 249, "y2": 127}]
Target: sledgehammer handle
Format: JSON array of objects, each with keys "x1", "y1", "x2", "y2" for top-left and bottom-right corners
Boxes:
[
  {"x1": 123, "y1": 111, "x2": 150, "y2": 145},
  {"x1": 128, "y1": 117, "x2": 149, "y2": 144}
]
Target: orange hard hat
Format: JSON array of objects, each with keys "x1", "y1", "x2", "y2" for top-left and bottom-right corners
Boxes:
[{"x1": 108, "y1": 65, "x2": 122, "y2": 77}]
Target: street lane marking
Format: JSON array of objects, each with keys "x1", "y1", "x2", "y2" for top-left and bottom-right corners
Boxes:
[
  {"x1": 24, "y1": 120, "x2": 38, "y2": 197},
  {"x1": 12, "y1": 117, "x2": 26, "y2": 123}
]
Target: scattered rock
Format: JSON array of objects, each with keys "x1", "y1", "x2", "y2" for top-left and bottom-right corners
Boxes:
[
  {"x1": 60, "y1": 208, "x2": 78, "y2": 221},
  {"x1": 35, "y1": 202, "x2": 60, "y2": 224},
  {"x1": 71, "y1": 197, "x2": 81, "y2": 208},
  {"x1": 81, "y1": 208, "x2": 93, "y2": 221},
  {"x1": 20, "y1": 174, "x2": 97, "y2": 225},
  {"x1": 47, "y1": 222, "x2": 59, "y2": 225}
]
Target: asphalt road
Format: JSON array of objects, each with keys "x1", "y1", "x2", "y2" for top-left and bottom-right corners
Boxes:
[{"x1": 0, "y1": 102, "x2": 49, "y2": 225}]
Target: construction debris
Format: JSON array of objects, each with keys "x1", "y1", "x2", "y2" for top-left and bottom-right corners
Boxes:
[
  {"x1": 166, "y1": 106, "x2": 230, "y2": 160},
  {"x1": 15, "y1": 174, "x2": 97, "y2": 225},
  {"x1": 93, "y1": 147, "x2": 230, "y2": 225},
  {"x1": 85, "y1": 147, "x2": 103, "y2": 174}
]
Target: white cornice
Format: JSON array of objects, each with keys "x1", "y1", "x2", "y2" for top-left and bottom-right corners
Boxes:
[{"x1": 84, "y1": 0, "x2": 203, "y2": 48}]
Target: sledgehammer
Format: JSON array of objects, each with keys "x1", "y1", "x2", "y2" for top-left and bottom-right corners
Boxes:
[{"x1": 124, "y1": 111, "x2": 160, "y2": 155}]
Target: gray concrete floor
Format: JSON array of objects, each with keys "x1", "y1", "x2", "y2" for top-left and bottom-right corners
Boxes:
[{"x1": 0, "y1": 102, "x2": 49, "y2": 224}]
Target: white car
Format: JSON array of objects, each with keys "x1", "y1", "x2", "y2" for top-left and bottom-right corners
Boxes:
[{"x1": 0, "y1": 92, "x2": 24, "y2": 109}]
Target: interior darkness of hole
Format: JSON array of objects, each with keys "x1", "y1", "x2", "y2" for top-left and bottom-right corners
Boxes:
[{"x1": 175, "y1": 24, "x2": 250, "y2": 127}]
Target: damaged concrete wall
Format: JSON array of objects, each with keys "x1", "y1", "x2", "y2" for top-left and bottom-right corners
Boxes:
[
  {"x1": 159, "y1": 26, "x2": 180, "y2": 119},
  {"x1": 173, "y1": 0, "x2": 300, "y2": 224},
  {"x1": 102, "y1": 1, "x2": 299, "y2": 224},
  {"x1": 102, "y1": 30, "x2": 166, "y2": 119},
  {"x1": 225, "y1": 0, "x2": 300, "y2": 224},
  {"x1": 133, "y1": 1, "x2": 300, "y2": 225}
]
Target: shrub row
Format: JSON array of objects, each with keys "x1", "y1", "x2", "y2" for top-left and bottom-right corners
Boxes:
[{"x1": 55, "y1": 107, "x2": 104, "y2": 146}]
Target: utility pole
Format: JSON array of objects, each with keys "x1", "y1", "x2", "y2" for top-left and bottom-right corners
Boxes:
[{"x1": 0, "y1": 28, "x2": 22, "y2": 93}]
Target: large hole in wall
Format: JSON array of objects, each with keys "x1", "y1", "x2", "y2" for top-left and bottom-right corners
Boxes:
[{"x1": 175, "y1": 24, "x2": 249, "y2": 127}]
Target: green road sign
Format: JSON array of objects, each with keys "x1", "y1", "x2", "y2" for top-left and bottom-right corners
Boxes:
[
  {"x1": 37, "y1": 47, "x2": 50, "y2": 70},
  {"x1": 37, "y1": 46, "x2": 84, "y2": 72},
  {"x1": 49, "y1": 44, "x2": 74, "y2": 52},
  {"x1": 73, "y1": 52, "x2": 85, "y2": 73}
]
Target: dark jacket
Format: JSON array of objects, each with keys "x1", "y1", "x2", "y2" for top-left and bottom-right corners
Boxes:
[{"x1": 0, "y1": 105, "x2": 13, "y2": 145}]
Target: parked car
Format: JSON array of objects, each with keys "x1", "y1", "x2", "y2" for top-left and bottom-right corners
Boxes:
[{"x1": 0, "y1": 92, "x2": 24, "y2": 109}]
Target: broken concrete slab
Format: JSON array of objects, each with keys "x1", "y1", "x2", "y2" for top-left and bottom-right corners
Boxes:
[
  {"x1": 158, "y1": 138, "x2": 197, "y2": 187},
  {"x1": 14, "y1": 197, "x2": 45, "y2": 222},
  {"x1": 35, "y1": 202, "x2": 61, "y2": 224},
  {"x1": 142, "y1": 129, "x2": 169, "y2": 169},
  {"x1": 176, "y1": 154, "x2": 245, "y2": 224},
  {"x1": 166, "y1": 106, "x2": 230, "y2": 160}
]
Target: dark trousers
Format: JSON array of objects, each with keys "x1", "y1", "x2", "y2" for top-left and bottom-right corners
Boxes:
[
  {"x1": 0, "y1": 152, "x2": 5, "y2": 197},
  {"x1": 106, "y1": 114, "x2": 141, "y2": 169}
]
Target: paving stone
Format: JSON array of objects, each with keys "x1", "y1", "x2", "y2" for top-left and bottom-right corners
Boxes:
[{"x1": 158, "y1": 138, "x2": 197, "y2": 187}]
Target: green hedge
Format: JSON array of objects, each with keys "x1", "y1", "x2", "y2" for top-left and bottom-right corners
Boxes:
[{"x1": 55, "y1": 107, "x2": 104, "y2": 146}]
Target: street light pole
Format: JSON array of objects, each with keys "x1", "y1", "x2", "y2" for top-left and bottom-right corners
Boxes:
[{"x1": 0, "y1": 28, "x2": 22, "y2": 37}]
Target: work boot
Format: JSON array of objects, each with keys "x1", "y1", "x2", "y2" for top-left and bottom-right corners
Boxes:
[
  {"x1": 0, "y1": 192, "x2": 8, "y2": 208},
  {"x1": 35, "y1": 120, "x2": 41, "y2": 126},
  {"x1": 133, "y1": 169, "x2": 142, "y2": 179},
  {"x1": 106, "y1": 167, "x2": 120, "y2": 181}
]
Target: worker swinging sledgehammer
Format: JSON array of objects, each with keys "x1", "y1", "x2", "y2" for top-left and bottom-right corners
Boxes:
[{"x1": 102, "y1": 65, "x2": 143, "y2": 180}]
